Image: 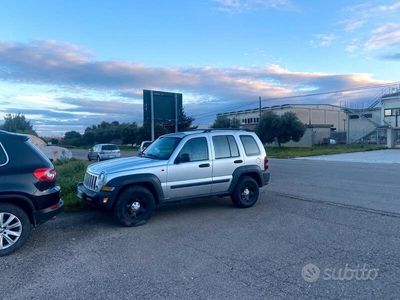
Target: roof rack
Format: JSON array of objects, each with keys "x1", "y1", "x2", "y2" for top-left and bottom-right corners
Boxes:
[{"x1": 203, "y1": 128, "x2": 252, "y2": 133}]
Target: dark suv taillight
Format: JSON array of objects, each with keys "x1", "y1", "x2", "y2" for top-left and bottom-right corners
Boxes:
[
  {"x1": 264, "y1": 156, "x2": 269, "y2": 170},
  {"x1": 33, "y1": 167, "x2": 57, "y2": 182}
]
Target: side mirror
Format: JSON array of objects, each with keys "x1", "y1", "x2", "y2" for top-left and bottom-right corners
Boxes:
[{"x1": 176, "y1": 153, "x2": 190, "y2": 164}]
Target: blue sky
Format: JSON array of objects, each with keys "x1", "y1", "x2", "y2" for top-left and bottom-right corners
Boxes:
[{"x1": 0, "y1": 0, "x2": 399, "y2": 136}]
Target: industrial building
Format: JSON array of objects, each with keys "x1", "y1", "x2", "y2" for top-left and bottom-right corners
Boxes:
[{"x1": 217, "y1": 87, "x2": 400, "y2": 147}]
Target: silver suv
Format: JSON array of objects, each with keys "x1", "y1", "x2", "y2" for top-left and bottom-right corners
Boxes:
[{"x1": 77, "y1": 129, "x2": 270, "y2": 226}]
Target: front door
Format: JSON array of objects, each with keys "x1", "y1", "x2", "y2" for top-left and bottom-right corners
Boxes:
[{"x1": 166, "y1": 137, "x2": 212, "y2": 200}]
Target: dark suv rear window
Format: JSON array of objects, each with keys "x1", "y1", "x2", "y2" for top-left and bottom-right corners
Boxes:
[
  {"x1": 0, "y1": 143, "x2": 8, "y2": 166},
  {"x1": 240, "y1": 135, "x2": 260, "y2": 156}
]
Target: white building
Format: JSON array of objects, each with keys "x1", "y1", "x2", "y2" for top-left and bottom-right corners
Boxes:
[
  {"x1": 382, "y1": 91, "x2": 400, "y2": 128},
  {"x1": 216, "y1": 88, "x2": 400, "y2": 147}
]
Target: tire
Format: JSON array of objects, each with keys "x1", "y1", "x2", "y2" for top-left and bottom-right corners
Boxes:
[
  {"x1": 87, "y1": 155, "x2": 91, "y2": 161},
  {"x1": 0, "y1": 204, "x2": 32, "y2": 257},
  {"x1": 231, "y1": 176, "x2": 260, "y2": 208},
  {"x1": 114, "y1": 186, "x2": 155, "y2": 227},
  {"x1": 97, "y1": 156, "x2": 101, "y2": 162}
]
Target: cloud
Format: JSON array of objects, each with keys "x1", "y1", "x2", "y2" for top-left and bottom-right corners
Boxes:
[
  {"x1": 0, "y1": 40, "x2": 390, "y2": 135},
  {"x1": 212, "y1": 0, "x2": 291, "y2": 13},
  {"x1": 365, "y1": 23, "x2": 400, "y2": 49},
  {"x1": 379, "y1": 53, "x2": 400, "y2": 61},
  {"x1": 343, "y1": 20, "x2": 365, "y2": 31},
  {"x1": 310, "y1": 34, "x2": 336, "y2": 48}
]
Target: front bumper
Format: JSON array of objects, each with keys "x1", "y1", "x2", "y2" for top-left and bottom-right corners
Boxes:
[
  {"x1": 76, "y1": 182, "x2": 115, "y2": 209},
  {"x1": 34, "y1": 199, "x2": 64, "y2": 226}
]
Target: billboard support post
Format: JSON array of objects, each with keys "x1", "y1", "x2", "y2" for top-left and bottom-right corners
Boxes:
[
  {"x1": 175, "y1": 93, "x2": 178, "y2": 133},
  {"x1": 150, "y1": 90, "x2": 155, "y2": 141}
]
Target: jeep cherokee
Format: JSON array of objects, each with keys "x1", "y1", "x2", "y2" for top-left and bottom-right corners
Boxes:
[{"x1": 77, "y1": 129, "x2": 269, "y2": 226}]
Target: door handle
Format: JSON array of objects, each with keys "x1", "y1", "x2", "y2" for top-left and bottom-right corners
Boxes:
[
  {"x1": 199, "y1": 163, "x2": 210, "y2": 168},
  {"x1": 234, "y1": 160, "x2": 243, "y2": 164}
]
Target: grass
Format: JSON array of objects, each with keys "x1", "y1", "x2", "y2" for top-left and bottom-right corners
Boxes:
[
  {"x1": 54, "y1": 158, "x2": 90, "y2": 211},
  {"x1": 266, "y1": 144, "x2": 387, "y2": 159}
]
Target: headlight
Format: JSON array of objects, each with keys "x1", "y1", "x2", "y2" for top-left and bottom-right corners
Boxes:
[{"x1": 96, "y1": 172, "x2": 107, "y2": 189}]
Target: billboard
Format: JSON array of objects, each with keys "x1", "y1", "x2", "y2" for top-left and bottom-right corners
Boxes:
[{"x1": 143, "y1": 90, "x2": 183, "y2": 139}]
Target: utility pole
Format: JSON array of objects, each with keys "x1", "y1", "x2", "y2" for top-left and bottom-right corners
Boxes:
[{"x1": 259, "y1": 96, "x2": 262, "y2": 123}]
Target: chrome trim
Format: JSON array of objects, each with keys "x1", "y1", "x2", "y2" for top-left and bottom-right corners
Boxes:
[{"x1": 0, "y1": 143, "x2": 10, "y2": 167}]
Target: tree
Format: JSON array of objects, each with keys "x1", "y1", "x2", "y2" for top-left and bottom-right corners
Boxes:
[
  {"x1": 256, "y1": 111, "x2": 305, "y2": 146},
  {"x1": 279, "y1": 112, "x2": 306, "y2": 144},
  {"x1": 1, "y1": 113, "x2": 37, "y2": 135},
  {"x1": 178, "y1": 109, "x2": 196, "y2": 131},
  {"x1": 211, "y1": 116, "x2": 241, "y2": 129},
  {"x1": 63, "y1": 131, "x2": 82, "y2": 147}
]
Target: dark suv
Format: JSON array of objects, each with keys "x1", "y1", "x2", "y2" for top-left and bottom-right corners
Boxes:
[{"x1": 0, "y1": 131, "x2": 63, "y2": 256}]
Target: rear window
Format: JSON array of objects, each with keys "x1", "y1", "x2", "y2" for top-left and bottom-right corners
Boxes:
[
  {"x1": 102, "y1": 144, "x2": 119, "y2": 151},
  {"x1": 212, "y1": 135, "x2": 240, "y2": 159},
  {"x1": 240, "y1": 135, "x2": 261, "y2": 156},
  {"x1": 0, "y1": 143, "x2": 8, "y2": 166}
]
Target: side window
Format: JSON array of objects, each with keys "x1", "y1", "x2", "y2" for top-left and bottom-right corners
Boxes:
[
  {"x1": 0, "y1": 143, "x2": 9, "y2": 166},
  {"x1": 240, "y1": 135, "x2": 261, "y2": 156},
  {"x1": 212, "y1": 135, "x2": 240, "y2": 159},
  {"x1": 227, "y1": 136, "x2": 239, "y2": 157},
  {"x1": 178, "y1": 137, "x2": 209, "y2": 162}
]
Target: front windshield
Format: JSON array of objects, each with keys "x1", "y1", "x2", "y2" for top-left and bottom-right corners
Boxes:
[{"x1": 142, "y1": 137, "x2": 181, "y2": 160}]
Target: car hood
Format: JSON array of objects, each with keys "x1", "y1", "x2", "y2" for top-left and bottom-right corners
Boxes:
[{"x1": 88, "y1": 156, "x2": 166, "y2": 175}]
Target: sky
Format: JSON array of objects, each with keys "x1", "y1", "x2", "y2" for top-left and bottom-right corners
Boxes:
[{"x1": 0, "y1": 0, "x2": 399, "y2": 136}]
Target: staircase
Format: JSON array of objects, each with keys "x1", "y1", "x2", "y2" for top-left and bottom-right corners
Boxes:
[{"x1": 344, "y1": 86, "x2": 397, "y2": 144}]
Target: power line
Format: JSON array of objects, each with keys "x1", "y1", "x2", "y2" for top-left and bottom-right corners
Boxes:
[{"x1": 193, "y1": 81, "x2": 400, "y2": 121}]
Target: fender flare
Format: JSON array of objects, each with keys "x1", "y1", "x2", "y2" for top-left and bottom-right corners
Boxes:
[
  {"x1": 228, "y1": 165, "x2": 263, "y2": 194},
  {"x1": 108, "y1": 173, "x2": 165, "y2": 203}
]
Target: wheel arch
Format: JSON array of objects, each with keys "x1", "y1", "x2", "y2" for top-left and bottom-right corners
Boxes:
[
  {"x1": 228, "y1": 165, "x2": 263, "y2": 194},
  {"x1": 108, "y1": 174, "x2": 164, "y2": 206},
  {"x1": 0, "y1": 194, "x2": 35, "y2": 225}
]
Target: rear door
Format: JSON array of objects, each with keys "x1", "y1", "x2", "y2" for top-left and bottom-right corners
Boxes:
[
  {"x1": 211, "y1": 134, "x2": 244, "y2": 193},
  {"x1": 166, "y1": 136, "x2": 213, "y2": 200}
]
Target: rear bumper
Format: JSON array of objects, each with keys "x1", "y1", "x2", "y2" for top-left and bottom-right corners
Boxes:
[
  {"x1": 76, "y1": 182, "x2": 115, "y2": 209},
  {"x1": 261, "y1": 171, "x2": 270, "y2": 186},
  {"x1": 34, "y1": 199, "x2": 64, "y2": 225}
]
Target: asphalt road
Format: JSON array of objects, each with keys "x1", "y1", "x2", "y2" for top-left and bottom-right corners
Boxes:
[
  {"x1": 70, "y1": 149, "x2": 137, "y2": 160},
  {"x1": 2, "y1": 159, "x2": 400, "y2": 299}
]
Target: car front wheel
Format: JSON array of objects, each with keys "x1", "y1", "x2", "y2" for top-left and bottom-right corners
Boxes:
[
  {"x1": 231, "y1": 176, "x2": 260, "y2": 208},
  {"x1": 0, "y1": 204, "x2": 32, "y2": 256},
  {"x1": 114, "y1": 186, "x2": 155, "y2": 227}
]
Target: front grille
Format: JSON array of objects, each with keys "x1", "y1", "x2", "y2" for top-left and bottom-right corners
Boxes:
[{"x1": 84, "y1": 172, "x2": 97, "y2": 191}]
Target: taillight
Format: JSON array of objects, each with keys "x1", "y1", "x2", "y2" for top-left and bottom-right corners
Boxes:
[
  {"x1": 33, "y1": 167, "x2": 57, "y2": 182},
  {"x1": 264, "y1": 156, "x2": 269, "y2": 170}
]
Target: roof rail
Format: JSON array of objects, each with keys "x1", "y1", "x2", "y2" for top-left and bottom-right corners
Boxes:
[{"x1": 203, "y1": 128, "x2": 252, "y2": 133}]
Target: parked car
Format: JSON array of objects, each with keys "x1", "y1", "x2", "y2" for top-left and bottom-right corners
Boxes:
[
  {"x1": 139, "y1": 141, "x2": 152, "y2": 152},
  {"x1": 77, "y1": 129, "x2": 270, "y2": 226},
  {"x1": 88, "y1": 144, "x2": 121, "y2": 161},
  {"x1": 0, "y1": 130, "x2": 63, "y2": 256}
]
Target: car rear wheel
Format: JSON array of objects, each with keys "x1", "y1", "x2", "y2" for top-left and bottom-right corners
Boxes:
[
  {"x1": 114, "y1": 186, "x2": 155, "y2": 227},
  {"x1": 0, "y1": 204, "x2": 32, "y2": 256},
  {"x1": 231, "y1": 176, "x2": 259, "y2": 208}
]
